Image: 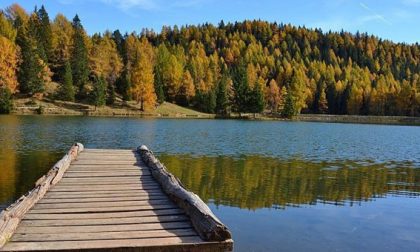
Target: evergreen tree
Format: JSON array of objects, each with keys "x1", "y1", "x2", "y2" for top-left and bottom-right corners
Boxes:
[
  {"x1": 71, "y1": 15, "x2": 89, "y2": 96},
  {"x1": 16, "y1": 18, "x2": 45, "y2": 95},
  {"x1": 231, "y1": 63, "x2": 250, "y2": 114},
  {"x1": 36, "y1": 5, "x2": 52, "y2": 64},
  {"x1": 115, "y1": 68, "x2": 131, "y2": 101},
  {"x1": 57, "y1": 61, "x2": 75, "y2": 101},
  {"x1": 249, "y1": 82, "x2": 265, "y2": 114},
  {"x1": 92, "y1": 76, "x2": 106, "y2": 108},
  {"x1": 154, "y1": 44, "x2": 171, "y2": 103},
  {"x1": 0, "y1": 87, "x2": 13, "y2": 114},
  {"x1": 216, "y1": 74, "x2": 229, "y2": 115},
  {"x1": 282, "y1": 89, "x2": 297, "y2": 118}
]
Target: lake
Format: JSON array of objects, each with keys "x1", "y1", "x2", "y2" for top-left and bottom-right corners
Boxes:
[{"x1": 1, "y1": 115, "x2": 419, "y2": 251}]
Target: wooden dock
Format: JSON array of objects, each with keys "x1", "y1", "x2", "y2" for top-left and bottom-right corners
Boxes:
[{"x1": 0, "y1": 144, "x2": 232, "y2": 251}]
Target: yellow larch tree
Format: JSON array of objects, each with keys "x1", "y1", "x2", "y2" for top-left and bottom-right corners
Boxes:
[
  {"x1": 130, "y1": 38, "x2": 156, "y2": 111},
  {"x1": 0, "y1": 36, "x2": 19, "y2": 93}
]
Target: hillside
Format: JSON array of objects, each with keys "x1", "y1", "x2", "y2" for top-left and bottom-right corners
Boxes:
[{"x1": 0, "y1": 4, "x2": 419, "y2": 117}]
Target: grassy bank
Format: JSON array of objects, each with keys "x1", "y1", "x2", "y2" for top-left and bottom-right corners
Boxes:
[
  {"x1": 10, "y1": 98, "x2": 420, "y2": 125},
  {"x1": 11, "y1": 98, "x2": 215, "y2": 118}
]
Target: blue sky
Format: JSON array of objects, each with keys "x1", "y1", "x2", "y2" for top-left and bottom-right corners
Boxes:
[{"x1": 1, "y1": 0, "x2": 419, "y2": 43}]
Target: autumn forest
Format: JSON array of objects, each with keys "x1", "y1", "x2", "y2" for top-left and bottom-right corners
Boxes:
[{"x1": 0, "y1": 3, "x2": 419, "y2": 117}]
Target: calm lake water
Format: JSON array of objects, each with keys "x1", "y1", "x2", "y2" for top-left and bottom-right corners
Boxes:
[{"x1": 1, "y1": 115, "x2": 420, "y2": 251}]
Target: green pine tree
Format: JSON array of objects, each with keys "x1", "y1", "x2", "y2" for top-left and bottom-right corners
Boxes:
[
  {"x1": 115, "y1": 68, "x2": 131, "y2": 101},
  {"x1": 0, "y1": 87, "x2": 13, "y2": 114},
  {"x1": 16, "y1": 18, "x2": 45, "y2": 95},
  {"x1": 58, "y1": 61, "x2": 75, "y2": 101},
  {"x1": 249, "y1": 82, "x2": 265, "y2": 114},
  {"x1": 36, "y1": 5, "x2": 53, "y2": 64},
  {"x1": 71, "y1": 15, "x2": 89, "y2": 97},
  {"x1": 92, "y1": 76, "x2": 106, "y2": 108},
  {"x1": 282, "y1": 89, "x2": 297, "y2": 118},
  {"x1": 215, "y1": 74, "x2": 229, "y2": 115},
  {"x1": 231, "y1": 63, "x2": 250, "y2": 115}
]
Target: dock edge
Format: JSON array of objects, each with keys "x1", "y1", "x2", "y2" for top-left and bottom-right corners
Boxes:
[{"x1": 137, "y1": 145, "x2": 233, "y2": 245}]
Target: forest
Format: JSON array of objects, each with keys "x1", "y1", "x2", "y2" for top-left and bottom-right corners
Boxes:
[{"x1": 0, "y1": 3, "x2": 419, "y2": 117}]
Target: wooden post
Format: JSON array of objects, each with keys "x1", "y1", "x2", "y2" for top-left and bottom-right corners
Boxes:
[
  {"x1": 0, "y1": 143, "x2": 84, "y2": 248},
  {"x1": 137, "y1": 145, "x2": 232, "y2": 242}
]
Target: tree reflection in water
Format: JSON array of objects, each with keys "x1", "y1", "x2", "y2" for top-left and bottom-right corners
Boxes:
[{"x1": 159, "y1": 154, "x2": 420, "y2": 210}]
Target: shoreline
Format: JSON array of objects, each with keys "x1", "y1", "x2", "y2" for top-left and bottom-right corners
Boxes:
[
  {"x1": 6, "y1": 98, "x2": 419, "y2": 126},
  {"x1": 8, "y1": 109, "x2": 420, "y2": 126}
]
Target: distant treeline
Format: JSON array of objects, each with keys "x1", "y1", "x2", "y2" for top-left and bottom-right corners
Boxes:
[{"x1": 0, "y1": 4, "x2": 419, "y2": 116}]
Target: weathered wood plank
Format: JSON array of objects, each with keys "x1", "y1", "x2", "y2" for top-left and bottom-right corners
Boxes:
[
  {"x1": 55, "y1": 181, "x2": 158, "y2": 187},
  {"x1": 0, "y1": 143, "x2": 84, "y2": 248},
  {"x1": 24, "y1": 209, "x2": 184, "y2": 220},
  {"x1": 55, "y1": 181, "x2": 158, "y2": 186},
  {"x1": 15, "y1": 222, "x2": 194, "y2": 234},
  {"x1": 32, "y1": 199, "x2": 172, "y2": 209},
  {"x1": 138, "y1": 145, "x2": 232, "y2": 242},
  {"x1": 72, "y1": 161, "x2": 142, "y2": 165},
  {"x1": 49, "y1": 185, "x2": 161, "y2": 192},
  {"x1": 71, "y1": 160, "x2": 144, "y2": 168},
  {"x1": 44, "y1": 191, "x2": 165, "y2": 199},
  {"x1": 54, "y1": 181, "x2": 158, "y2": 186},
  {"x1": 66, "y1": 169, "x2": 145, "y2": 176},
  {"x1": 85, "y1": 148, "x2": 136, "y2": 154},
  {"x1": 28, "y1": 204, "x2": 178, "y2": 214},
  {"x1": 44, "y1": 189, "x2": 163, "y2": 196},
  {"x1": 2, "y1": 236, "x2": 218, "y2": 252},
  {"x1": 11, "y1": 229, "x2": 198, "y2": 242},
  {"x1": 19, "y1": 215, "x2": 189, "y2": 227},
  {"x1": 63, "y1": 173, "x2": 151, "y2": 178},
  {"x1": 58, "y1": 177, "x2": 152, "y2": 182},
  {"x1": 38, "y1": 196, "x2": 169, "y2": 204},
  {"x1": 64, "y1": 168, "x2": 144, "y2": 172}
]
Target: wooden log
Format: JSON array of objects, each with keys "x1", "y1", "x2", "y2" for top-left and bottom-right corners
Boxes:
[
  {"x1": 137, "y1": 145, "x2": 232, "y2": 242},
  {"x1": 0, "y1": 143, "x2": 84, "y2": 248}
]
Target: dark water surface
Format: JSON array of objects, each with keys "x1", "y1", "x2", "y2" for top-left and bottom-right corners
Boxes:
[{"x1": 1, "y1": 115, "x2": 419, "y2": 251}]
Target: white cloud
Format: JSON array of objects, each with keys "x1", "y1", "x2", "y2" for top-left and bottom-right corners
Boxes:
[
  {"x1": 359, "y1": 2, "x2": 392, "y2": 25},
  {"x1": 172, "y1": 0, "x2": 207, "y2": 8},
  {"x1": 100, "y1": 0, "x2": 158, "y2": 10}
]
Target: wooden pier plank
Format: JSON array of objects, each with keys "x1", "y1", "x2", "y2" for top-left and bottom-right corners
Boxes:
[
  {"x1": 0, "y1": 146, "x2": 233, "y2": 252},
  {"x1": 23, "y1": 209, "x2": 185, "y2": 220},
  {"x1": 10, "y1": 229, "x2": 199, "y2": 242},
  {"x1": 3, "y1": 236, "x2": 232, "y2": 252},
  {"x1": 15, "y1": 222, "x2": 195, "y2": 234}
]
